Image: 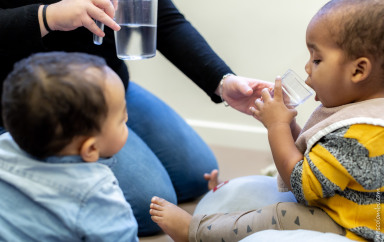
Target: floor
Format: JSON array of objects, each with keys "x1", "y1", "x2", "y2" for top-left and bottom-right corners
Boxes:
[{"x1": 139, "y1": 145, "x2": 274, "y2": 242}]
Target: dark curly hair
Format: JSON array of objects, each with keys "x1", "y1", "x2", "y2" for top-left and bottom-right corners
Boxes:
[{"x1": 2, "y1": 52, "x2": 109, "y2": 159}]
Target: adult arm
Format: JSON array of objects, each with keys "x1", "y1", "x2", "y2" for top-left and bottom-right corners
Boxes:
[
  {"x1": 157, "y1": 0, "x2": 273, "y2": 114},
  {"x1": 157, "y1": 0, "x2": 231, "y2": 102},
  {"x1": 0, "y1": 0, "x2": 119, "y2": 54}
]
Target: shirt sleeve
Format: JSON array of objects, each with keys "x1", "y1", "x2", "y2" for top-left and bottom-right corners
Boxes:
[
  {"x1": 77, "y1": 174, "x2": 139, "y2": 242},
  {"x1": 290, "y1": 124, "x2": 384, "y2": 204},
  {"x1": 157, "y1": 0, "x2": 234, "y2": 103},
  {"x1": 0, "y1": 4, "x2": 44, "y2": 53}
]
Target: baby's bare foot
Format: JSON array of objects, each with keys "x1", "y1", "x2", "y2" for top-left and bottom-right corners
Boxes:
[
  {"x1": 150, "y1": 196, "x2": 191, "y2": 242},
  {"x1": 204, "y1": 169, "x2": 220, "y2": 190}
]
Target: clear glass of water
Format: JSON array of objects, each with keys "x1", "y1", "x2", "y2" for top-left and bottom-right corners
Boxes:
[
  {"x1": 271, "y1": 69, "x2": 313, "y2": 107},
  {"x1": 114, "y1": 0, "x2": 157, "y2": 60},
  {"x1": 93, "y1": 0, "x2": 158, "y2": 61}
]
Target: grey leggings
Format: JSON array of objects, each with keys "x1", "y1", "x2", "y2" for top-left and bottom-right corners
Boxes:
[{"x1": 189, "y1": 202, "x2": 345, "y2": 242}]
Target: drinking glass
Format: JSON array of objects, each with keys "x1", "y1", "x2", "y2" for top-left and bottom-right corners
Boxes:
[
  {"x1": 93, "y1": 0, "x2": 158, "y2": 60},
  {"x1": 271, "y1": 69, "x2": 313, "y2": 107}
]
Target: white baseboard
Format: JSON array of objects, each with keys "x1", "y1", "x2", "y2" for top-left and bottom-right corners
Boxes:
[{"x1": 186, "y1": 119, "x2": 270, "y2": 152}]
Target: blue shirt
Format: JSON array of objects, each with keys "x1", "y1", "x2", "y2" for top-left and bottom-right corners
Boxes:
[{"x1": 0, "y1": 132, "x2": 138, "y2": 241}]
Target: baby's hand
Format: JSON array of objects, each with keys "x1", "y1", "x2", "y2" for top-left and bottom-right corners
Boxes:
[
  {"x1": 249, "y1": 77, "x2": 297, "y2": 129},
  {"x1": 204, "y1": 169, "x2": 220, "y2": 190}
]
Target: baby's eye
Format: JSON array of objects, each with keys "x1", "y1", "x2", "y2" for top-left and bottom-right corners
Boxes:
[{"x1": 313, "y1": 59, "x2": 321, "y2": 65}]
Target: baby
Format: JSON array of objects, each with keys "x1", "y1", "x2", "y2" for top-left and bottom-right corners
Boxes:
[
  {"x1": 0, "y1": 52, "x2": 138, "y2": 241},
  {"x1": 149, "y1": 0, "x2": 384, "y2": 241}
]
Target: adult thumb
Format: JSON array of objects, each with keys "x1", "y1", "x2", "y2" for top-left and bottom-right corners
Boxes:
[{"x1": 239, "y1": 82, "x2": 253, "y2": 96}]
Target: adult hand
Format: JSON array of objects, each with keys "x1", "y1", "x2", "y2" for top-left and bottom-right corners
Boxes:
[
  {"x1": 249, "y1": 77, "x2": 297, "y2": 128},
  {"x1": 219, "y1": 75, "x2": 274, "y2": 115},
  {"x1": 45, "y1": 0, "x2": 120, "y2": 37}
]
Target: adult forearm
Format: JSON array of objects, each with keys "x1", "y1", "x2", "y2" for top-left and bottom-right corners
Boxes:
[
  {"x1": 158, "y1": 24, "x2": 232, "y2": 101},
  {"x1": 157, "y1": 0, "x2": 233, "y2": 102},
  {"x1": 38, "y1": 5, "x2": 49, "y2": 37},
  {"x1": 0, "y1": 0, "x2": 118, "y2": 52}
]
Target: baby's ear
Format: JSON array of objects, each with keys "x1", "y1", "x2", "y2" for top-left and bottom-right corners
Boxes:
[
  {"x1": 80, "y1": 137, "x2": 100, "y2": 163},
  {"x1": 351, "y1": 57, "x2": 372, "y2": 84}
]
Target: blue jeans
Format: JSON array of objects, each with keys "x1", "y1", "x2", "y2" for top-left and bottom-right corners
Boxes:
[
  {"x1": 0, "y1": 126, "x2": 5, "y2": 135},
  {"x1": 110, "y1": 82, "x2": 218, "y2": 236}
]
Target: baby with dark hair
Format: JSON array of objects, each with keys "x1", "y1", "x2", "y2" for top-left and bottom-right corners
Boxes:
[
  {"x1": 149, "y1": 0, "x2": 384, "y2": 241},
  {"x1": 0, "y1": 52, "x2": 138, "y2": 241},
  {"x1": 3, "y1": 52, "x2": 110, "y2": 158}
]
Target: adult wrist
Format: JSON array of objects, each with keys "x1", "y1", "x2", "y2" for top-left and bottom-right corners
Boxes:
[
  {"x1": 42, "y1": 5, "x2": 53, "y2": 33},
  {"x1": 219, "y1": 73, "x2": 235, "y2": 107}
]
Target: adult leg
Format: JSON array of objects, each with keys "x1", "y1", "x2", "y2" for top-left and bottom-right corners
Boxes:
[
  {"x1": 0, "y1": 126, "x2": 5, "y2": 135},
  {"x1": 126, "y1": 82, "x2": 218, "y2": 201},
  {"x1": 110, "y1": 128, "x2": 177, "y2": 236}
]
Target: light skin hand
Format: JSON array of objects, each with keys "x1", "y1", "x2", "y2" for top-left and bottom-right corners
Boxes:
[
  {"x1": 40, "y1": 0, "x2": 120, "y2": 37},
  {"x1": 251, "y1": 77, "x2": 303, "y2": 189},
  {"x1": 216, "y1": 75, "x2": 274, "y2": 115}
]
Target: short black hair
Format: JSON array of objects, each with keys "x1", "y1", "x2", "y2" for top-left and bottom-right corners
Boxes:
[
  {"x1": 2, "y1": 52, "x2": 109, "y2": 159},
  {"x1": 318, "y1": 0, "x2": 384, "y2": 70}
]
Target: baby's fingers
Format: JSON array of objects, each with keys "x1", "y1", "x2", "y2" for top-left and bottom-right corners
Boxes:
[
  {"x1": 273, "y1": 76, "x2": 284, "y2": 101},
  {"x1": 254, "y1": 97, "x2": 264, "y2": 109},
  {"x1": 260, "y1": 88, "x2": 272, "y2": 102},
  {"x1": 250, "y1": 102, "x2": 263, "y2": 121},
  {"x1": 249, "y1": 106, "x2": 259, "y2": 117}
]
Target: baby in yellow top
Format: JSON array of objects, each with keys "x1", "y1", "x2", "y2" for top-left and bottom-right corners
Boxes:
[{"x1": 148, "y1": 0, "x2": 384, "y2": 241}]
